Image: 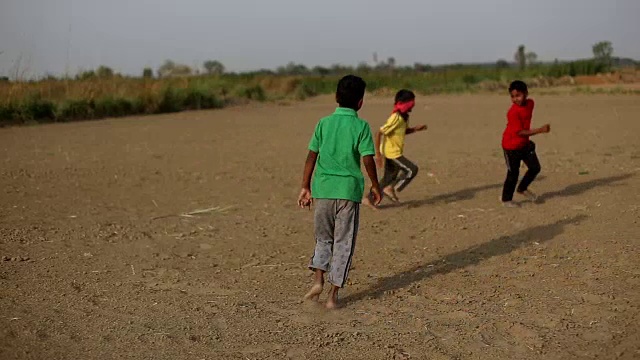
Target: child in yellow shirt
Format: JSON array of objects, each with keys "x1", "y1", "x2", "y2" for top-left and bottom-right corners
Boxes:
[{"x1": 364, "y1": 89, "x2": 427, "y2": 208}]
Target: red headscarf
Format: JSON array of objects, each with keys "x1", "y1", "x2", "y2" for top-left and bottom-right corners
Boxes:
[{"x1": 392, "y1": 99, "x2": 415, "y2": 115}]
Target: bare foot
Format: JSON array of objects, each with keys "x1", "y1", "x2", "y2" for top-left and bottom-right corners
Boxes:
[
  {"x1": 304, "y1": 283, "x2": 323, "y2": 302},
  {"x1": 502, "y1": 201, "x2": 520, "y2": 208},
  {"x1": 325, "y1": 286, "x2": 339, "y2": 309},
  {"x1": 518, "y1": 190, "x2": 539, "y2": 202},
  {"x1": 383, "y1": 186, "x2": 399, "y2": 203},
  {"x1": 325, "y1": 298, "x2": 338, "y2": 310},
  {"x1": 362, "y1": 195, "x2": 379, "y2": 210}
]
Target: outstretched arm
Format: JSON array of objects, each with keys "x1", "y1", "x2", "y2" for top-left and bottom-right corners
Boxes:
[{"x1": 406, "y1": 124, "x2": 427, "y2": 135}]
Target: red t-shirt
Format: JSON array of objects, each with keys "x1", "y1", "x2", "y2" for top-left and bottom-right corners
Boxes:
[{"x1": 502, "y1": 98, "x2": 535, "y2": 150}]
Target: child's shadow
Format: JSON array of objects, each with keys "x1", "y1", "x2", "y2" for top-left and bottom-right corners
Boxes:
[
  {"x1": 378, "y1": 182, "x2": 505, "y2": 209},
  {"x1": 378, "y1": 173, "x2": 632, "y2": 209},
  {"x1": 342, "y1": 214, "x2": 588, "y2": 305},
  {"x1": 537, "y1": 173, "x2": 633, "y2": 203}
]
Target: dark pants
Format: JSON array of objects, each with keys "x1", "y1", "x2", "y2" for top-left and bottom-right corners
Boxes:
[
  {"x1": 501, "y1": 141, "x2": 541, "y2": 202},
  {"x1": 380, "y1": 156, "x2": 419, "y2": 192}
]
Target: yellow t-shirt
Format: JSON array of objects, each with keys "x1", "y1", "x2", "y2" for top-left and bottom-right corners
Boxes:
[{"x1": 379, "y1": 113, "x2": 407, "y2": 159}]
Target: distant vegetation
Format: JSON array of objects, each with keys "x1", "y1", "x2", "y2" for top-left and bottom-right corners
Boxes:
[{"x1": 1, "y1": 41, "x2": 638, "y2": 125}]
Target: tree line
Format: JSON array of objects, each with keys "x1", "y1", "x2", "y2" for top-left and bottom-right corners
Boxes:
[
  {"x1": 139, "y1": 41, "x2": 619, "y2": 78},
  {"x1": 1, "y1": 40, "x2": 631, "y2": 83}
]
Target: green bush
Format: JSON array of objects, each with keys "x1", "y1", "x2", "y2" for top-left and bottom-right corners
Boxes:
[
  {"x1": 94, "y1": 97, "x2": 137, "y2": 118},
  {"x1": 234, "y1": 85, "x2": 266, "y2": 101},
  {"x1": 293, "y1": 82, "x2": 317, "y2": 100},
  {"x1": 183, "y1": 87, "x2": 223, "y2": 110},
  {"x1": 18, "y1": 96, "x2": 56, "y2": 122},
  {"x1": 0, "y1": 103, "x2": 16, "y2": 125},
  {"x1": 0, "y1": 96, "x2": 57, "y2": 124},
  {"x1": 462, "y1": 74, "x2": 481, "y2": 86},
  {"x1": 58, "y1": 99, "x2": 95, "y2": 121},
  {"x1": 130, "y1": 94, "x2": 159, "y2": 114},
  {"x1": 157, "y1": 86, "x2": 187, "y2": 113},
  {"x1": 299, "y1": 77, "x2": 336, "y2": 94}
]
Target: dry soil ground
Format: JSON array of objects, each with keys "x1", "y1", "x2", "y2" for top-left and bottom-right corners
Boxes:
[{"x1": 0, "y1": 94, "x2": 639, "y2": 360}]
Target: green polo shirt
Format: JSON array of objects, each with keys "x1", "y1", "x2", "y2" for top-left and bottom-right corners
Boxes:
[{"x1": 308, "y1": 107, "x2": 375, "y2": 203}]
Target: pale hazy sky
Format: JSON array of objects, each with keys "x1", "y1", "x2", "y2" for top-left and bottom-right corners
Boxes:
[{"x1": 1, "y1": 0, "x2": 638, "y2": 77}]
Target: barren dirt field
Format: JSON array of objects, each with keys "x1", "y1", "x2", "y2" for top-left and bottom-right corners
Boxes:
[{"x1": 1, "y1": 94, "x2": 639, "y2": 360}]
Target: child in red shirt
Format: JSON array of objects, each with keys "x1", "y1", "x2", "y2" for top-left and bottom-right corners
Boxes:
[{"x1": 501, "y1": 80, "x2": 551, "y2": 207}]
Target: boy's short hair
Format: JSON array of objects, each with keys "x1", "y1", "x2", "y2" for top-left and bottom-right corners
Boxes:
[
  {"x1": 336, "y1": 75, "x2": 366, "y2": 109},
  {"x1": 394, "y1": 89, "x2": 416, "y2": 103},
  {"x1": 509, "y1": 80, "x2": 528, "y2": 93}
]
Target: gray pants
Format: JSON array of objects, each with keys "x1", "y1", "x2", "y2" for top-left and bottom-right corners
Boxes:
[
  {"x1": 309, "y1": 199, "x2": 360, "y2": 288},
  {"x1": 380, "y1": 156, "x2": 419, "y2": 192}
]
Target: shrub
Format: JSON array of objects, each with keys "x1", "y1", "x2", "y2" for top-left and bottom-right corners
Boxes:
[
  {"x1": 233, "y1": 85, "x2": 266, "y2": 101},
  {"x1": 183, "y1": 87, "x2": 223, "y2": 110},
  {"x1": 15, "y1": 95, "x2": 57, "y2": 122},
  {"x1": 94, "y1": 97, "x2": 137, "y2": 118},
  {"x1": 157, "y1": 86, "x2": 187, "y2": 113},
  {"x1": 293, "y1": 82, "x2": 317, "y2": 100},
  {"x1": 0, "y1": 103, "x2": 16, "y2": 125},
  {"x1": 462, "y1": 74, "x2": 481, "y2": 86},
  {"x1": 0, "y1": 96, "x2": 57, "y2": 124},
  {"x1": 58, "y1": 99, "x2": 95, "y2": 121}
]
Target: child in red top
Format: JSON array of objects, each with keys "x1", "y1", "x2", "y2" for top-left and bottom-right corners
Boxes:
[{"x1": 501, "y1": 80, "x2": 551, "y2": 207}]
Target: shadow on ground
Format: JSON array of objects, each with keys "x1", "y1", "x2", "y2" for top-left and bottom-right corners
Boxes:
[
  {"x1": 343, "y1": 214, "x2": 588, "y2": 305},
  {"x1": 380, "y1": 173, "x2": 632, "y2": 209},
  {"x1": 379, "y1": 183, "x2": 503, "y2": 210},
  {"x1": 537, "y1": 173, "x2": 633, "y2": 203}
]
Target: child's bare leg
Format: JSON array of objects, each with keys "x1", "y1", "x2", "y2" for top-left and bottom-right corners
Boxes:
[
  {"x1": 325, "y1": 285, "x2": 340, "y2": 309},
  {"x1": 304, "y1": 269, "x2": 325, "y2": 301}
]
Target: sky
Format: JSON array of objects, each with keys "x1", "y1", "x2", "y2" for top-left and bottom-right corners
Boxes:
[{"x1": 1, "y1": 0, "x2": 639, "y2": 78}]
